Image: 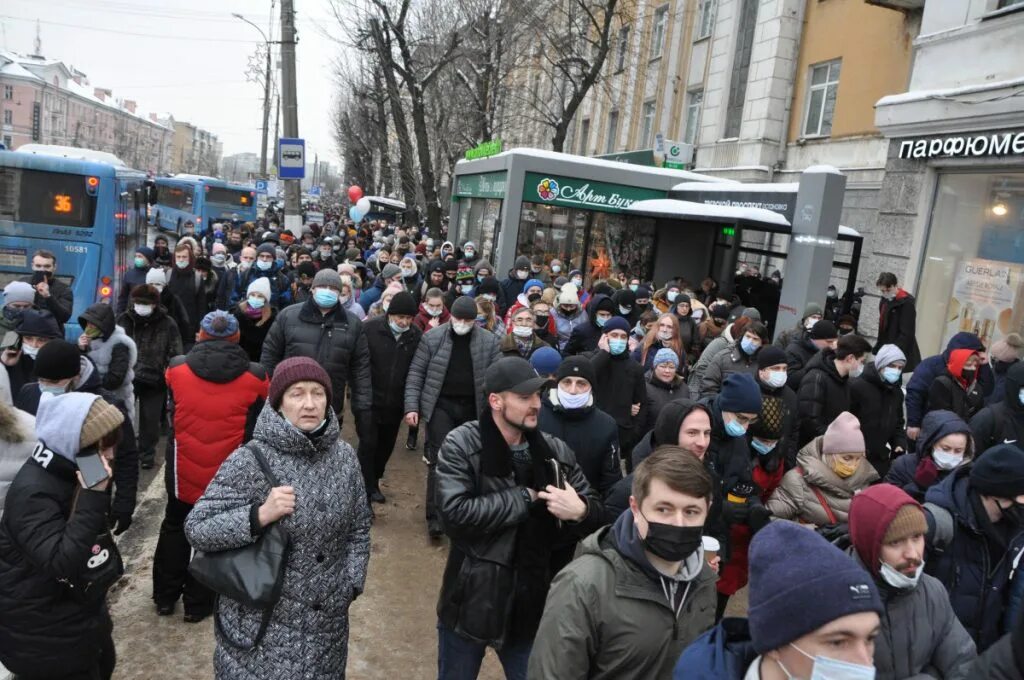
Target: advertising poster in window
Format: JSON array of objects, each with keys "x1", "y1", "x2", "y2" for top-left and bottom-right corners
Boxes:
[{"x1": 944, "y1": 258, "x2": 1024, "y2": 349}]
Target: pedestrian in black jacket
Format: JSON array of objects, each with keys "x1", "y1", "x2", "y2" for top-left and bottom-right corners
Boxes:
[
  {"x1": 434, "y1": 357, "x2": 605, "y2": 676},
  {"x1": 165, "y1": 244, "x2": 208, "y2": 349},
  {"x1": 21, "y1": 249, "x2": 74, "y2": 328},
  {"x1": 850, "y1": 343, "x2": 909, "y2": 477},
  {"x1": 2, "y1": 308, "x2": 62, "y2": 396},
  {"x1": 231, "y1": 276, "x2": 277, "y2": 363},
  {"x1": 875, "y1": 272, "x2": 922, "y2": 371},
  {"x1": 641, "y1": 348, "x2": 688, "y2": 436},
  {"x1": 537, "y1": 356, "x2": 622, "y2": 506},
  {"x1": 563, "y1": 293, "x2": 615, "y2": 356},
  {"x1": 0, "y1": 392, "x2": 125, "y2": 680},
  {"x1": 752, "y1": 346, "x2": 799, "y2": 470},
  {"x1": 590, "y1": 316, "x2": 646, "y2": 468},
  {"x1": 498, "y1": 255, "x2": 532, "y2": 317},
  {"x1": 115, "y1": 245, "x2": 154, "y2": 314},
  {"x1": 797, "y1": 334, "x2": 872, "y2": 446},
  {"x1": 972, "y1": 361, "x2": 1024, "y2": 454},
  {"x1": 928, "y1": 347, "x2": 985, "y2": 422},
  {"x1": 784, "y1": 319, "x2": 837, "y2": 390},
  {"x1": 358, "y1": 292, "x2": 422, "y2": 504}
]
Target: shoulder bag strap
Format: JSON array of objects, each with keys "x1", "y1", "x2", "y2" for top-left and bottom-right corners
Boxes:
[
  {"x1": 798, "y1": 465, "x2": 839, "y2": 525},
  {"x1": 247, "y1": 441, "x2": 280, "y2": 487}
]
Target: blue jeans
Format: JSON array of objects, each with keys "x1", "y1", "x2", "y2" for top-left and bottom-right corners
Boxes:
[{"x1": 436, "y1": 622, "x2": 531, "y2": 680}]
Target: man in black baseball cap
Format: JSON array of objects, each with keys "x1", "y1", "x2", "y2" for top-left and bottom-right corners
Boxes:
[{"x1": 434, "y1": 356, "x2": 606, "y2": 677}]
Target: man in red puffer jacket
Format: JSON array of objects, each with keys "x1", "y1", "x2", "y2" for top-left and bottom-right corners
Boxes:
[{"x1": 154, "y1": 310, "x2": 268, "y2": 622}]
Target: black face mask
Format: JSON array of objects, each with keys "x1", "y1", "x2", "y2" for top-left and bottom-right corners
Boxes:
[
  {"x1": 640, "y1": 513, "x2": 703, "y2": 562},
  {"x1": 1000, "y1": 501, "x2": 1024, "y2": 526},
  {"x1": 527, "y1": 292, "x2": 542, "y2": 303},
  {"x1": 961, "y1": 368, "x2": 977, "y2": 383},
  {"x1": 535, "y1": 314, "x2": 549, "y2": 327}
]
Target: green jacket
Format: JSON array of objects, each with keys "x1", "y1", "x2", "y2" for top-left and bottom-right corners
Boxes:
[{"x1": 528, "y1": 515, "x2": 718, "y2": 679}]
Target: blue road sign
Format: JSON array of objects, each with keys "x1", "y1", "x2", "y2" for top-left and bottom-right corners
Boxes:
[
  {"x1": 255, "y1": 179, "x2": 268, "y2": 194},
  {"x1": 278, "y1": 138, "x2": 305, "y2": 179},
  {"x1": 309, "y1": 186, "x2": 322, "y2": 197}
]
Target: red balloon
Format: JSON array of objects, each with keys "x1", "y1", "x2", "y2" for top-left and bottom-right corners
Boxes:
[{"x1": 348, "y1": 185, "x2": 364, "y2": 202}]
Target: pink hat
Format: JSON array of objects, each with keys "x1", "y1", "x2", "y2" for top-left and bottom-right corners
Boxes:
[
  {"x1": 384, "y1": 281, "x2": 404, "y2": 297},
  {"x1": 822, "y1": 411, "x2": 865, "y2": 455},
  {"x1": 990, "y1": 333, "x2": 1023, "y2": 363}
]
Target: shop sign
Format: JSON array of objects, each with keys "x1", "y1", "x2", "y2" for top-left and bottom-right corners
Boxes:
[
  {"x1": 943, "y1": 257, "x2": 1024, "y2": 349},
  {"x1": 31, "y1": 102, "x2": 41, "y2": 141},
  {"x1": 671, "y1": 187, "x2": 795, "y2": 223},
  {"x1": 454, "y1": 171, "x2": 507, "y2": 199},
  {"x1": 465, "y1": 139, "x2": 503, "y2": 160},
  {"x1": 596, "y1": 140, "x2": 692, "y2": 169},
  {"x1": 898, "y1": 131, "x2": 1024, "y2": 160},
  {"x1": 525, "y1": 172, "x2": 665, "y2": 213}
]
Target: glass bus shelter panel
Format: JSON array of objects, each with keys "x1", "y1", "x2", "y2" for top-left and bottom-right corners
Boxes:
[
  {"x1": 517, "y1": 202, "x2": 588, "y2": 277},
  {"x1": 457, "y1": 196, "x2": 503, "y2": 266}
]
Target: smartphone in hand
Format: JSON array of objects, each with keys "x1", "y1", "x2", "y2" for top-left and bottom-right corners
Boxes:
[
  {"x1": 76, "y1": 447, "x2": 109, "y2": 489},
  {"x1": 1, "y1": 331, "x2": 21, "y2": 352}
]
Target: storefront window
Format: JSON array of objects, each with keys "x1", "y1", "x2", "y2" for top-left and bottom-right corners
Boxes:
[
  {"x1": 517, "y1": 201, "x2": 656, "y2": 283},
  {"x1": 456, "y1": 197, "x2": 502, "y2": 264},
  {"x1": 916, "y1": 172, "x2": 1024, "y2": 356}
]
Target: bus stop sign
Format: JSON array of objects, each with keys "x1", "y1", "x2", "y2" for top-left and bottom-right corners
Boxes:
[
  {"x1": 278, "y1": 138, "x2": 305, "y2": 179},
  {"x1": 255, "y1": 179, "x2": 268, "y2": 194}
]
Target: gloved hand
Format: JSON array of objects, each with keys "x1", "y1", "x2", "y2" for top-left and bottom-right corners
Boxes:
[
  {"x1": 110, "y1": 511, "x2": 133, "y2": 536},
  {"x1": 816, "y1": 522, "x2": 849, "y2": 545},
  {"x1": 914, "y1": 458, "x2": 939, "y2": 490},
  {"x1": 748, "y1": 505, "x2": 771, "y2": 533},
  {"x1": 721, "y1": 499, "x2": 750, "y2": 526}
]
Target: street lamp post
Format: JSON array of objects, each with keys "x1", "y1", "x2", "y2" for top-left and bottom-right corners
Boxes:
[{"x1": 233, "y1": 12, "x2": 272, "y2": 178}]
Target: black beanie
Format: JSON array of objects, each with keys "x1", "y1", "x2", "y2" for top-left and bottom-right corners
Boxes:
[
  {"x1": 970, "y1": 445, "x2": 1024, "y2": 498},
  {"x1": 757, "y1": 345, "x2": 789, "y2": 370},
  {"x1": 451, "y1": 296, "x2": 478, "y2": 320},
  {"x1": 387, "y1": 291, "x2": 417, "y2": 317},
  {"x1": 477, "y1": 277, "x2": 500, "y2": 297},
  {"x1": 34, "y1": 339, "x2": 81, "y2": 381},
  {"x1": 556, "y1": 356, "x2": 596, "y2": 385}
]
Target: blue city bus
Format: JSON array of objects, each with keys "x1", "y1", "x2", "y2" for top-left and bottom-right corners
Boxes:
[
  {"x1": 151, "y1": 175, "x2": 257, "y2": 237},
  {"x1": 0, "y1": 145, "x2": 149, "y2": 339}
]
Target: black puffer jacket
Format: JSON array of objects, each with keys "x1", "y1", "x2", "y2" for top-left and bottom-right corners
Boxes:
[
  {"x1": 117, "y1": 305, "x2": 182, "y2": 387},
  {"x1": 971, "y1": 362, "x2": 1024, "y2": 453},
  {"x1": 165, "y1": 267, "x2": 208, "y2": 339},
  {"x1": 563, "y1": 294, "x2": 613, "y2": 356},
  {"x1": 231, "y1": 304, "x2": 277, "y2": 363},
  {"x1": 0, "y1": 448, "x2": 113, "y2": 677},
  {"x1": 435, "y1": 410, "x2": 605, "y2": 648},
  {"x1": 642, "y1": 372, "x2": 688, "y2": 436},
  {"x1": 260, "y1": 297, "x2": 371, "y2": 414},
  {"x1": 784, "y1": 334, "x2": 817, "y2": 390},
  {"x1": 537, "y1": 389, "x2": 622, "y2": 498},
  {"x1": 363, "y1": 316, "x2": 423, "y2": 416},
  {"x1": 796, "y1": 349, "x2": 850, "y2": 446},
  {"x1": 850, "y1": 362, "x2": 908, "y2": 477}
]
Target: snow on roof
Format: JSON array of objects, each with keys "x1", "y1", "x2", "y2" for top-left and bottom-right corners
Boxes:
[
  {"x1": 625, "y1": 199, "x2": 791, "y2": 228},
  {"x1": 838, "y1": 225, "x2": 861, "y2": 238},
  {"x1": 458, "y1": 147, "x2": 733, "y2": 184},
  {"x1": 16, "y1": 144, "x2": 126, "y2": 166},
  {"x1": 0, "y1": 59, "x2": 43, "y2": 82},
  {"x1": 672, "y1": 181, "x2": 799, "y2": 193},
  {"x1": 875, "y1": 76, "x2": 1024, "y2": 108},
  {"x1": 804, "y1": 165, "x2": 843, "y2": 175},
  {"x1": 366, "y1": 196, "x2": 407, "y2": 211}
]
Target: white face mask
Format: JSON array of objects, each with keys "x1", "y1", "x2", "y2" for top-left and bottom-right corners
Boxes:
[
  {"x1": 133, "y1": 304, "x2": 154, "y2": 317},
  {"x1": 557, "y1": 387, "x2": 591, "y2": 410},
  {"x1": 512, "y1": 325, "x2": 533, "y2": 338},
  {"x1": 452, "y1": 321, "x2": 473, "y2": 336},
  {"x1": 780, "y1": 643, "x2": 876, "y2": 680},
  {"x1": 657, "y1": 329, "x2": 673, "y2": 341},
  {"x1": 765, "y1": 370, "x2": 788, "y2": 388},
  {"x1": 849, "y1": 361, "x2": 864, "y2": 379},
  {"x1": 879, "y1": 560, "x2": 924, "y2": 590},
  {"x1": 805, "y1": 317, "x2": 819, "y2": 331},
  {"x1": 22, "y1": 343, "x2": 40, "y2": 359},
  {"x1": 932, "y1": 449, "x2": 964, "y2": 470}
]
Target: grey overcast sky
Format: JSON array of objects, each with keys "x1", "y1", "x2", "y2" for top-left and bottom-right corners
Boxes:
[{"x1": 2, "y1": 0, "x2": 346, "y2": 165}]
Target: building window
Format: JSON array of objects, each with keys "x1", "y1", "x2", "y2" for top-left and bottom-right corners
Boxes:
[
  {"x1": 605, "y1": 110, "x2": 619, "y2": 153},
  {"x1": 2, "y1": 85, "x2": 12, "y2": 100},
  {"x1": 616, "y1": 25, "x2": 630, "y2": 73},
  {"x1": 577, "y1": 118, "x2": 590, "y2": 156},
  {"x1": 650, "y1": 6, "x2": 668, "y2": 59},
  {"x1": 802, "y1": 59, "x2": 841, "y2": 137},
  {"x1": 2, "y1": 136, "x2": 11, "y2": 148},
  {"x1": 724, "y1": 0, "x2": 759, "y2": 138},
  {"x1": 697, "y1": 0, "x2": 716, "y2": 39},
  {"x1": 2, "y1": 110, "x2": 11, "y2": 125},
  {"x1": 640, "y1": 100, "x2": 657, "y2": 147},
  {"x1": 684, "y1": 90, "x2": 703, "y2": 144}
]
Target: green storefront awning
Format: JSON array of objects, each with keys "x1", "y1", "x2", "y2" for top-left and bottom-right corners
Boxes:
[
  {"x1": 523, "y1": 172, "x2": 666, "y2": 214},
  {"x1": 454, "y1": 171, "x2": 508, "y2": 199}
]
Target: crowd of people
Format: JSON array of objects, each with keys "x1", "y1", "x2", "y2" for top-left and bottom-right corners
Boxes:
[{"x1": 0, "y1": 215, "x2": 1023, "y2": 680}]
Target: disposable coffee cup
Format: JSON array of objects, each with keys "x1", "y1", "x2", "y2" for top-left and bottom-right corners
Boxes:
[{"x1": 702, "y1": 536, "x2": 720, "y2": 562}]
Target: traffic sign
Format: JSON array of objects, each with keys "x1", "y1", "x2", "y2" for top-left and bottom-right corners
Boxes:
[
  {"x1": 278, "y1": 138, "x2": 305, "y2": 179},
  {"x1": 255, "y1": 179, "x2": 268, "y2": 194},
  {"x1": 309, "y1": 186, "x2": 322, "y2": 197}
]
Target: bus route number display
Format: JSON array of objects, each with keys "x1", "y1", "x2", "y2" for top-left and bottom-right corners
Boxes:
[{"x1": 53, "y1": 194, "x2": 73, "y2": 213}]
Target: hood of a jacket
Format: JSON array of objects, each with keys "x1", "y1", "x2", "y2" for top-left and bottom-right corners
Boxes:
[
  {"x1": 674, "y1": 619, "x2": 757, "y2": 680},
  {"x1": 919, "y1": 409, "x2": 973, "y2": 458},
  {"x1": 78, "y1": 302, "x2": 116, "y2": 338},
  {"x1": 848, "y1": 483, "x2": 922, "y2": 577},
  {"x1": 185, "y1": 339, "x2": 252, "y2": 383},
  {"x1": 943, "y1": 331, "x2": 987, "y2": 359},
  {"x1": 1005, "y1": 362, "x2": 1024, "y2": 414},
  {"x1": 946, "y1": 348, "x2": 979, "y2": 388},
  {"x1": 606, "y1": 509, "x2": 705, "y2": 584},
  {"x1": 859, "y1": 362, "x2": 895, "y2": 391},
  {"x1": 74, "y1": 356, "x2": 100, "y2": 392},
  {"x1": 35, "y1": 391, "x2": 102, "y2": 461},
  {"x1": 796, "y1": 437, "x2": 879, "y2": 496},
  {"x1": 586, "y1": 294, "x2": 615, "y2": 327},
  {"x1": 653, "y1": 399, "x2": 708, "y2": 449},
  {"x1": 804, "y1": 349, "x2": 844, "y2": 383},
  {"x1": 612, "y1": 289, "x2": 636, "y2": 309},
  {"x1": 924, "y1": 465, "x2": 977, "y2": 532},
  {"x1": 473, "y1": 259, "x2": 494, "y2": 276}
]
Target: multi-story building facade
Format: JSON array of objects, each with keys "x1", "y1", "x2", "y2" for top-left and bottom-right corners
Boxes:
[
  {"x1": 872, "y1": 0, "x2": 1024, "y2": 355},
  {"x1": 221, "y1": 152, "x2": 261, "y2": 182},
  {"x1": 169, "y1": 120, "x2": 222, "y2": 177},
  {"x1": 0, "y1": 51, "x2": 173, "y2": 172}
]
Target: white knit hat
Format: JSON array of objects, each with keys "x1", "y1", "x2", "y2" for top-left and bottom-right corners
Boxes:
[
  {"x1": 145, "y1": 267, "x2": 167, "y2": 289},
  {"x1": 247, "y1": 277, "x2": 272, "y2": 300},
  {"x1": 557, "y1": 282, "x2": 580, "y2": 306}
]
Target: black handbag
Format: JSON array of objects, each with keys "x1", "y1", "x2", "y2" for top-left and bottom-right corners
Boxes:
[{"x1": 188, "y1": 443, "x2": 291, "y2": 649}]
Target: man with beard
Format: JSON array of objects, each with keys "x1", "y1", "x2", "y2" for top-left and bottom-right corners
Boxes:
[{"x1": 435, "y1": 357, "x2": 605, "y2": 679}]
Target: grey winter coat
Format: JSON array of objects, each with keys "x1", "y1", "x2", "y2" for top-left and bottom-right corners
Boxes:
[
  {"x1": 699, "y1": 343, "x2": 758, "y2": 399},
  {"x1": 403, "y1": 323, "x2": 501, "y2": 421},
  {"x1": 850, "y1": 554, "x2": 976, "y2": 680},
  {"x1": 688, "y1": 324, "x2": 737, "y2": 399},
  {"x1": 260, "y1": 298, "x2": 372, "y2": 415},
  {"x1": 185, "y1": 405, "x2": 371, "y2": 680}
]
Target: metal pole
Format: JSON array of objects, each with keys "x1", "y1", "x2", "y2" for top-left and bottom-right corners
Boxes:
[
  {"x1": 279, "y1": 0, "x2": 301, "y2": 233},
  {"x1": 232, "y1": 13, "x2": 273, "y2": 178}
]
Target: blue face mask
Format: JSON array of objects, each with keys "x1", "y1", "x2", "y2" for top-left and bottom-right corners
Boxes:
[
  {"x1": 40, "y1": 384, "x2": 68, "y2": 396},
  {"x1": 608, "y1": 338, "x2": 628, "y2": 355},
  {"x1": 247, "y1": 296, "x2": 266, "y2": 309},
  {"x1": 1020, "y1": 388, "x2": 1024, "y2": 406},
  {"x1": 881, "y1": 366, "x2": 902, "y2": 384},
  {"x1": 596, "y1": 316, "x2": 608, "y2": 328},
  {"x1": 389, "y1": 319, "x2": 408, "y2": 335},
  {"x1": 724, "y1": 416, "x2": 747, "y2": 438},
  {"x1": 751, "y1": 438, "x2": 776, "y2": 456},
  {"x1": 740, "y1": 337, "x2": 760, "y2": 356},
  {"x1": 313, "y1": 289, "x2": 339, "y2": 308},
  {"x1": 256, "y1": 259, "x2": 273, "y2": 271}
]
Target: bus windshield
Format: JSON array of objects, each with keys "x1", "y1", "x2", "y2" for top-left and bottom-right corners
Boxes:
[
  {"x1": 0, "y1": 167, "x2": 98, "y2": 228},
  {"x1": 206, "y1": 186, "x2": 253, "y2": 208}
]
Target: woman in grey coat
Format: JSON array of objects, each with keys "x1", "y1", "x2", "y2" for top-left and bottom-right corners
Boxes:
[{"x1": 186, "y1": 356, "x2": 371, "y2": 680}]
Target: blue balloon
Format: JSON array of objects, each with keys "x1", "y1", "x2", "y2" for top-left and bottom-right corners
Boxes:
[{"x1": 349, "y1": 206, "x2": 364, "y2": 221}]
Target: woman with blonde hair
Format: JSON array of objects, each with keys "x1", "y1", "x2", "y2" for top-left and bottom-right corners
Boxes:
[
  {"x1": 475, "y1": 297, "x2": 506, "y2": 336},
  {"x1": 632, "y1": 313, "x2": 685, "y2": 374}
]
